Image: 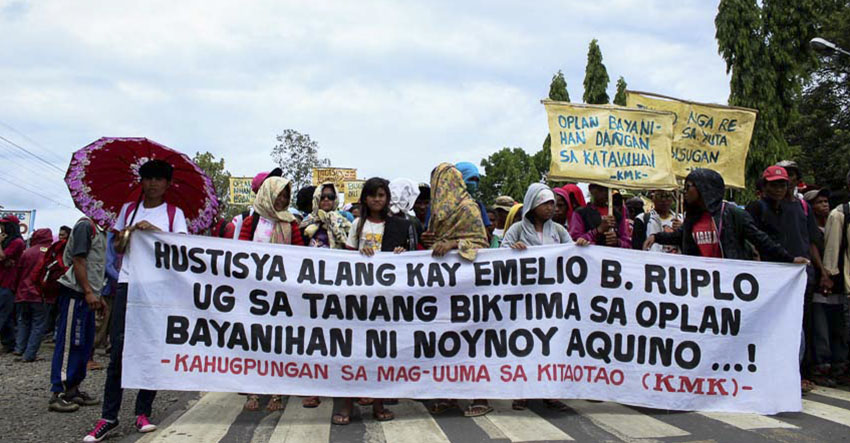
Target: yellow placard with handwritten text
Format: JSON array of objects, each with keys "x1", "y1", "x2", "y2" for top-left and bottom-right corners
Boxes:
[
  {"x1": 228, "y1": 177, "x2": 254, "y2": 205},
  {"x1": 544, "y1": 101, "x2": 677, "y2": 190},
  {"x1": 312, "y1": 167, "x2": 357, "y2": 190},
  {"x1": 626, "y1": 91, "x2": 757, "y2": 189}
]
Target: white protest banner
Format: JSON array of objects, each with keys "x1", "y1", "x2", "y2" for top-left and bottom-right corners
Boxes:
[{"x1": 124, "y1": 232, "x2": 804, "y2": 414}]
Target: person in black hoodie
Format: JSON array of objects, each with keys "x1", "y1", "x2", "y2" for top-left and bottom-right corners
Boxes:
[{"x1": 645, "y1": 168, "x2": 808, "y2": 264}]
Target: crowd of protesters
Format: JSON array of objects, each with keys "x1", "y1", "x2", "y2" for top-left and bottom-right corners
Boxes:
[{"x1": 1, "y1": 157, "x2": 849, "y2": 441}]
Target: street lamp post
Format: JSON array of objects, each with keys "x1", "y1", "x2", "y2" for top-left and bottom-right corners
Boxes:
[{"x1": 810, "y1": 37, "x2": 850, "y2": 58}]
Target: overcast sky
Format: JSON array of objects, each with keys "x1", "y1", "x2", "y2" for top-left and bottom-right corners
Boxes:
[{"x1": 0, "y1": 0, "x2": 730, "y2": 233}]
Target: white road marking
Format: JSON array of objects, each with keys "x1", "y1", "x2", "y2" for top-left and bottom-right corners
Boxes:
[
  {"x1": 268, "y1": 395, "x2": 333, "y2": 442},
  {"x1": 699, "y1": 411, "x2": 798, "y2": 430},
  {"x1": 379, "y1": 400, "x2": 450, "y2": 443},
  {"x1": 478, "y1": 400, "x2": 574, "y2": 442},
  {"x1": 146, "y1": 392, "x2": 244, "y2": 443},
  {"x1": 802, "y1": 398, "x2": 850, "y2": 427},
  {"x1": 563, "y1": 400, "x2": 689, "y2": 441}
]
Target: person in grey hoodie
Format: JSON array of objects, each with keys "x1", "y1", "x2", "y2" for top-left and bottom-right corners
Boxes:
[{"x1": 501, "y1": 183, "x2": 589, "y2": 249}]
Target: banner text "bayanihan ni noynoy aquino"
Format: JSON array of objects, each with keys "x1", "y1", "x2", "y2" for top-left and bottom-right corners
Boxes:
[{"x1": 124, "y1": 232, "x2": 804, "y2": 414}]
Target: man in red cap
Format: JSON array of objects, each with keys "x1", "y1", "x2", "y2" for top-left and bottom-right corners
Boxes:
[
  {"x1": 746, "y1": 165, "x2": 825, "y2": 394},
  {"x1": 0, "y1": 214, "x2": 25, "y2": 353}
]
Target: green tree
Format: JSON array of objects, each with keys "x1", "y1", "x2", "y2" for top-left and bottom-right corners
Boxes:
[
  {"x1": 716, "y1": 0, "x2": 823, "y2": 196},
  {"x1": 479, "y1": 148, "x2": 541, "y2": 204},
  {"x1": 613, "y1": 76, "x2": 628, "y2": 106},
  {"x1": 583, "y1": 39, "x2": 610, "y2": 105},
  {"x1": 538, "y1": 70, "x2": 572, "y2": 183},
  {"x1": 192, "y1": 151, "x2": 239, "y2": 223},
  {"x1": 787, "y1": 2, "x2": 850, "y2": 200},
  {"x1": 271, "y1": 129, "x2": 331, "y2": 190}
]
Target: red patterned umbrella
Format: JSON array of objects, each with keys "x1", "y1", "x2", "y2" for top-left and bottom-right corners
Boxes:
[{"x1": 65, "y1": 137, "x2": 219, "y2": 233}]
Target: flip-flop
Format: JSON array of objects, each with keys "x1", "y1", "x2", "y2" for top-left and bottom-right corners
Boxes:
[
  {"x1": 512, "y1": 400, "x2": 528, "y2": 410},
  {"x1": 332, "y1": 413, "x2": 351, "y2": 425},
  {"x1": 302, "y1": 397, "x2": 321, "y2": 408},
  {"x1": 429, "y1": 400, "x2": 458, "y2": 414},
  {"x1": 244, "y1": 395, "x2": 260, "y2": 411},
  {"x1": 374, "y1": 409, "x2": 394, "y2": 422},
  {"x1": 464, "y1": 404, "x2": 494, "y2": 417},
  {"x1": 543, "y1": 399, "x2": 570, "y2": 411}
]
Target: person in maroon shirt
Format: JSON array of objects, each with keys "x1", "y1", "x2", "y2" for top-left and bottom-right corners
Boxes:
[
  {"x1": 0, "y1": 215, "x2": 26, "y2": 353},
  {"x1": 13, "y1": 228, "x2": 53, "y2": 361}
]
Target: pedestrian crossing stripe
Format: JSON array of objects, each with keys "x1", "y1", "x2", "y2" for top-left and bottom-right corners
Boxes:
[{"x1": 138, "y1": 387, "x2": 850, "y2": 443}]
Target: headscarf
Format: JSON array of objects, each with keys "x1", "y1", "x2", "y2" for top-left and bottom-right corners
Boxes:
[
  {"x1": 514, "y1": 184, "x2": 564, "y2": 246},
  {"x1": 455, "y1": 162, "x2": 480, "y2": 183},
  {"x1": 504, "y1": 204, "x2": 523, "y2": 231},
  {"x1": 389, "y1": 178, "x2": 420, "y2": 215},
  {"x1": 301, "y1": 183, "x2": 351, "y2": 249},
  {"x1": 253, "y1": 176, "x2": 295, "y2": 244},
  {"x1": 562, "y1": 184, "x2": 587, "y2": 223},
  {"x1": 429, "y1": 162, "x2": 488, "y2": 261}
]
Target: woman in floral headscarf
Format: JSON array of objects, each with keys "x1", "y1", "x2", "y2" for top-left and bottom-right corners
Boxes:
[
  {"x1": 426, "y1": 163, "x2": 489, "y2": 261},
  {"x1": 425, "y1": 163, "x2": 491, "y2": 417},
  {"x1": 300, "y1": 183, "x2": 351, "y2": 249},
  {"x1": 243, "y1": 176, "x2": 303, "y2": 411},
  {"x1": 299, "y1": 183, "x2": 350, "y2": 409}
]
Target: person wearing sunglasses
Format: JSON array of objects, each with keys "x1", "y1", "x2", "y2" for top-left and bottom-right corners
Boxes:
[{"x1": 300, "y1": 183, "x2": 351, "y2": 250}]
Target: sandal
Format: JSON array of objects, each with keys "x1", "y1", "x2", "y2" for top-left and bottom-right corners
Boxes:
[
  {"x1": 332, "y1": 413, "x2": 351, "y2": 425},
  {"x1": 244, "y1": 395, "x2": 260, "y2": 411},
  {"x1": 512, "y1": 400, "x2": 528, "y2": 410},
  {"x1": 267, "y1": 395, "x2": 284, "y2": 411},
  {"x1": 801, "y1": 379, "x2": 816, "y2": 394},
  {"x1": 374, "y1": 408, "x2": 394, "y2": 422},
  {"x1": 429, "y1": 400, "x2": 458, "y2": 414},
  {"x1": 543, "y1": 399, "x2": 570, "y2": 411},
  {"x1": 357, "y1": 398, "x2": 374, "y2": 406},
  {"x1": 464, "y1": 403, "x2": 494, "y2": 417},
  {"x1": 302, "y1": 396, "x2": 321, "y2": 408}
]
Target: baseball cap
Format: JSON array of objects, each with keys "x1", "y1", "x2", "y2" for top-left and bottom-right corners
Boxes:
[
  {"x1": 0, "y1": 215, "x2": 19, "y2": 224},
  {"x1": 776, "y1": 160, "x2": 800, "y2": 176},
  {"x1": 803, "y1": 188, "x2": 830, "y2": 202},
  {"x1": 763, "y1": 166, "x2": 789, "y2": 182},
  {"x1": 493, "y1": 196, "x2": 516, "y2": 212}
]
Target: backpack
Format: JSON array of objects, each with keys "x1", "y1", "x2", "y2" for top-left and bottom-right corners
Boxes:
[
  {"x1": 31, "y1": 219, "x2": 96, "y2": 301},
  {"x1": 124, "y1": 201, "x2": 177, "y2": 232}
]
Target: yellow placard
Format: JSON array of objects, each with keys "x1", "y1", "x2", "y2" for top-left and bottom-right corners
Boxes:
[
  {"x1": 626, "y1": 91, "x2": 757, "y2": 189},
  {"x1": 312, "y1": 167, "x2": 357, "y2": 189},
  {"x1": 543, "y1": 101, "x2": 677, "y2": 190},
  {"x1": 228, "y1": 177, "x2": 254, "y2": 205},
  {"x1": 343, "y1": 180, "x2": 365, "y2": 205}
]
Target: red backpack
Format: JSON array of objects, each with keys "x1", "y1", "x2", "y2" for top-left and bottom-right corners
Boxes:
[{"x1": 31, "y1": 219, "x2": 96, "y2": 301}]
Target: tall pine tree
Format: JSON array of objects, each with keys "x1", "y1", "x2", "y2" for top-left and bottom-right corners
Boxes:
[
  {"x1": 583, "y1": 39, "x2": 610, "y2": 105},
  {"x1": 614, "y1": 76, "x2": 628, "y2": 106},
  {"x1": 536, "y1": 71, "x2": 571, "y2": 183}
]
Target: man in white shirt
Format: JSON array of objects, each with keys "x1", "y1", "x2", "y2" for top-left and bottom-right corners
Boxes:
[
  {"x1": 632, "y1": 190, "x2": 682, "y2": 253},
  {"x1": 83, "y1": 159, "x2": 187, "y2": 442}
]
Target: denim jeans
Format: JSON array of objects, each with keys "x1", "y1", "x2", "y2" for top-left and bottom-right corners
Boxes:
[
  {"x1": 14, "y1": 302, "x2": 48, "y2": 361},
  {"x1": 0, "y1": 287, "x2": 15, "y2": 350}
]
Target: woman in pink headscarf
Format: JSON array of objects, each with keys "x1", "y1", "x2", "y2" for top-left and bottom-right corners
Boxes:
[{"x1": 552, "y1": 184, "x2": 586, "y2": 228}]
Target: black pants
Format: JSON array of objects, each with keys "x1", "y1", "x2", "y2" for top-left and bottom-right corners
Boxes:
[{"x1": 101, "y1": 283, "x2": 156, "y2": 421}]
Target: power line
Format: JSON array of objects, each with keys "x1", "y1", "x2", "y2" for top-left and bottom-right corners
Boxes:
[
  {"x1": 0, "y1": 143, "x2": 66, "y2": 183},
  {"x1": 0, "y1": 175, "x2": 74, "y2": 209},
  {"x1": 0, "y1": 135, "x2": 65, "y2": 174},
  {"x1": 0, "y1": 120, "x2": 66, "y2": 163}
]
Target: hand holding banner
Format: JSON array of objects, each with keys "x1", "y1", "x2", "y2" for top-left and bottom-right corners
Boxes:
[{"x1": 544, "y1": 101, "x2": 677, "y2": 190}]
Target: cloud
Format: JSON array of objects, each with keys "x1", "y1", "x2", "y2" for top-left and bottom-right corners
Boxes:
[{"x1": 0, "y1": 0, "x2": 730, "y2": 232}]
